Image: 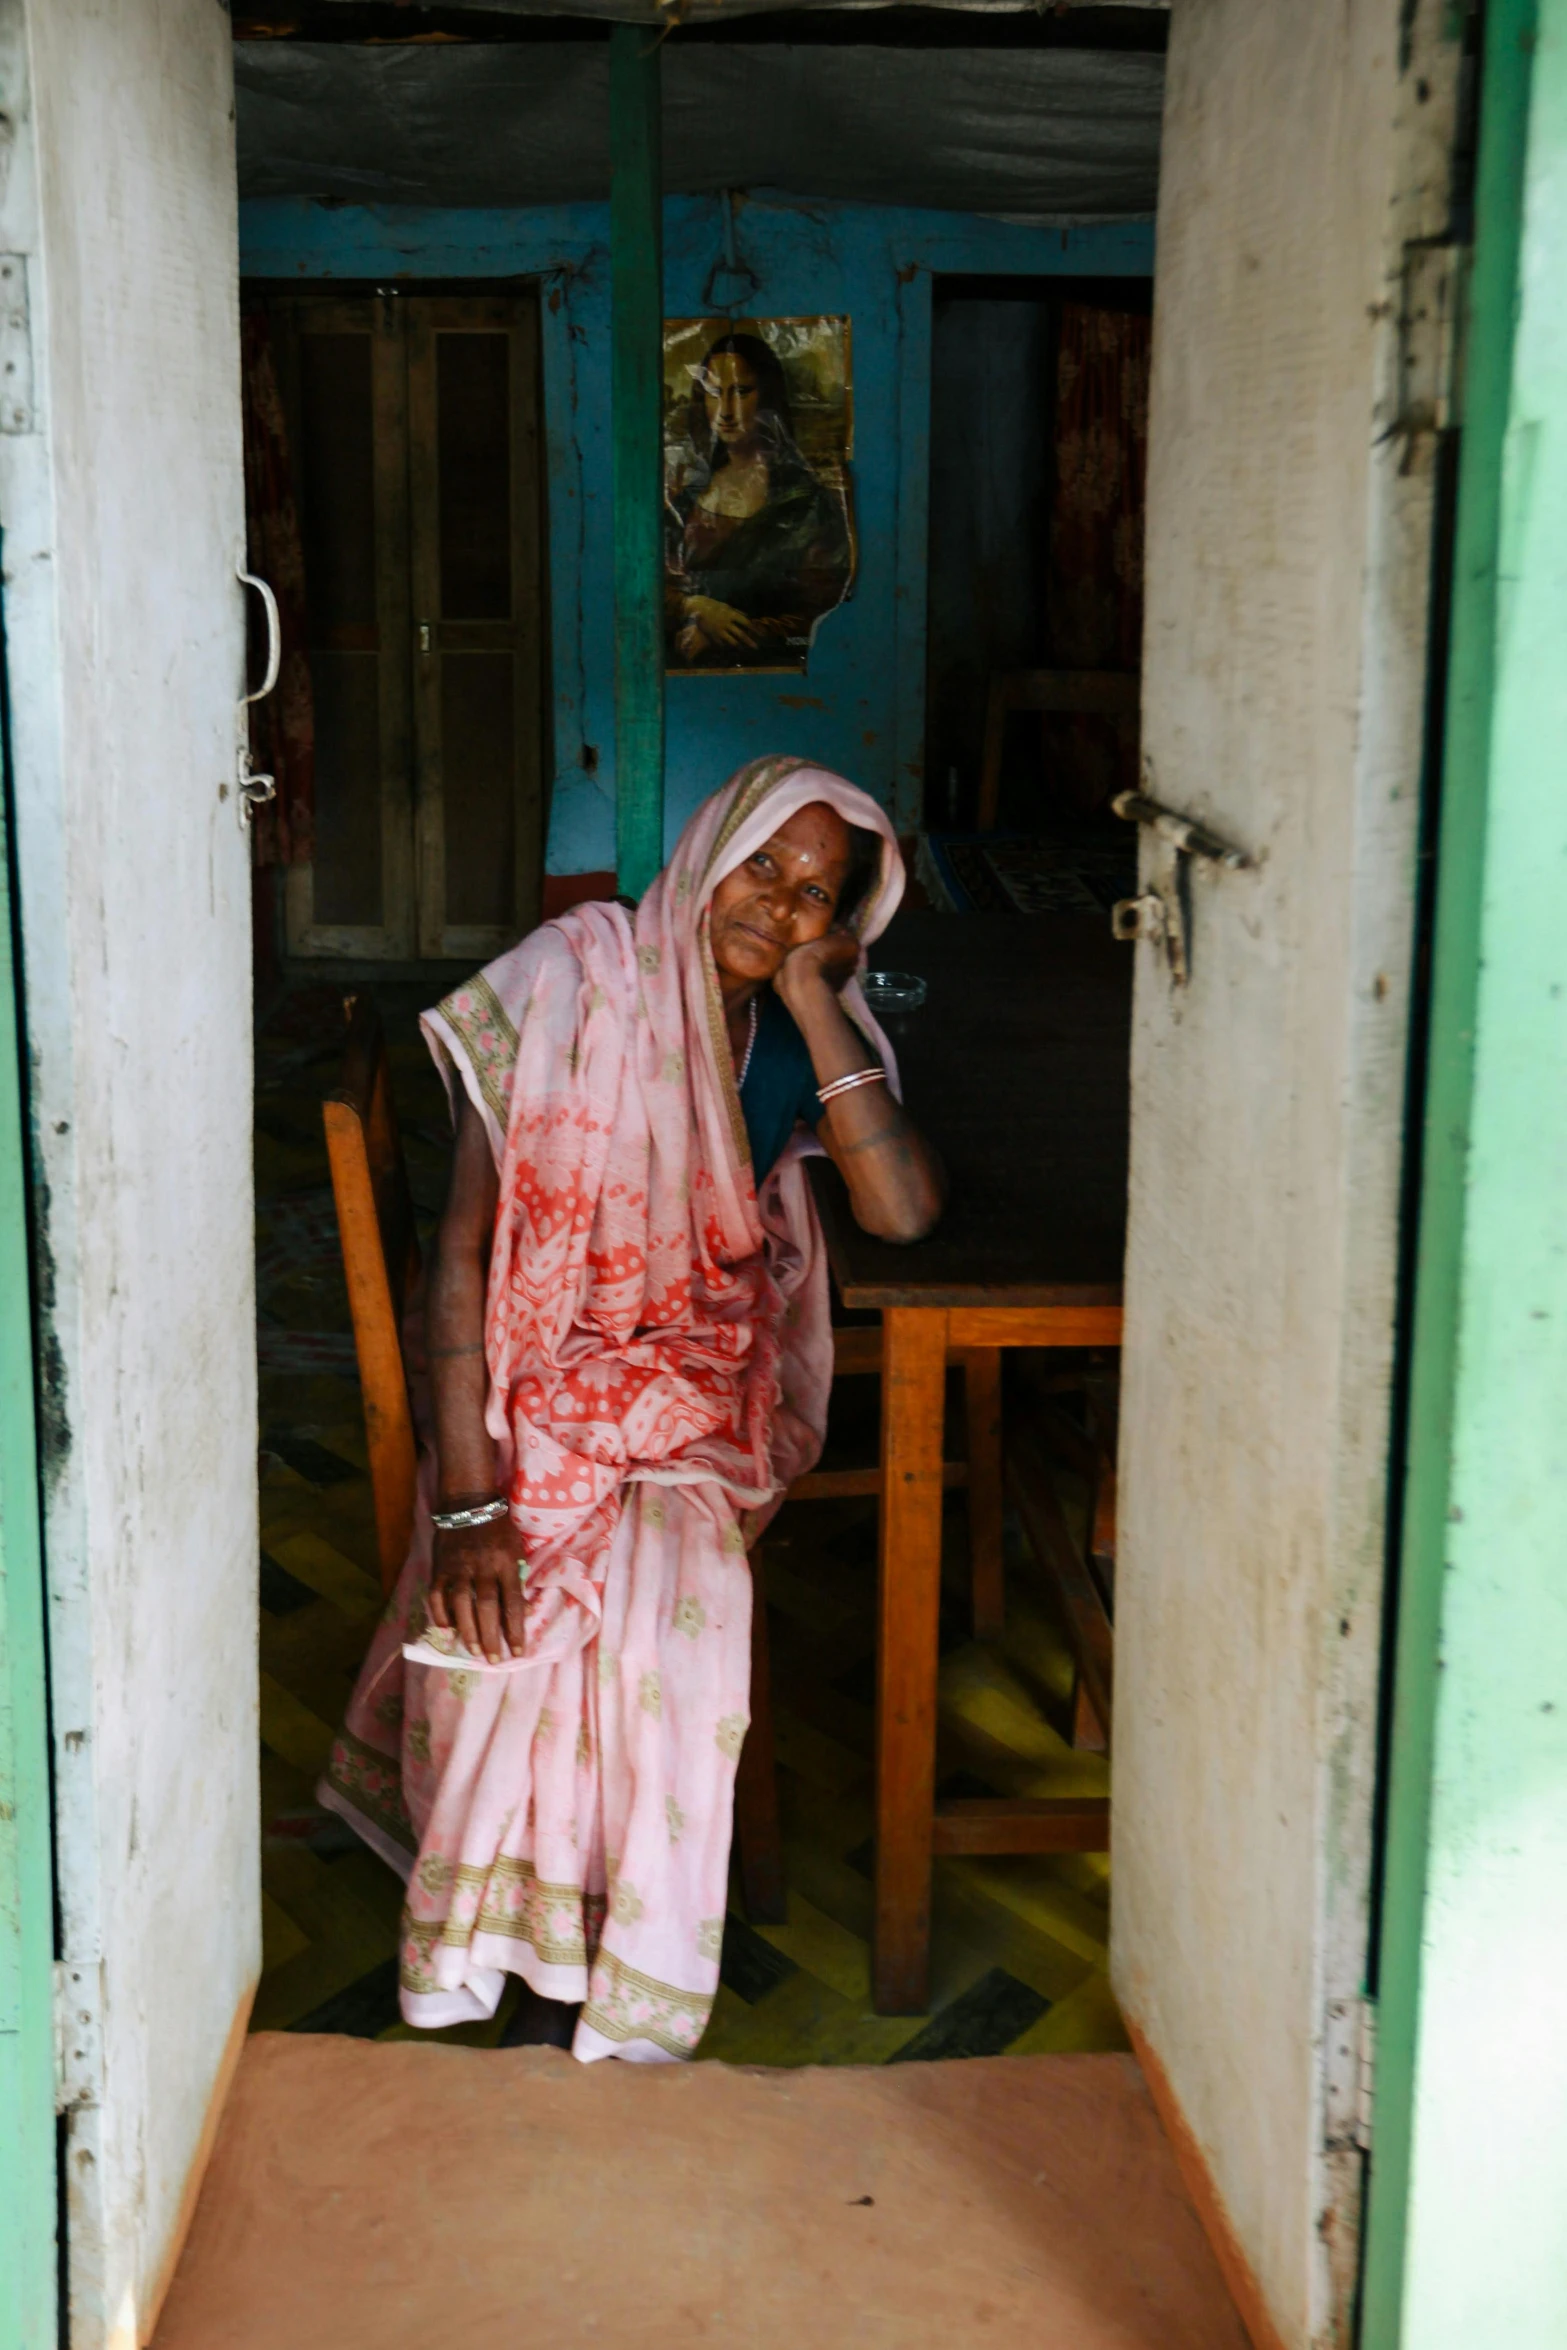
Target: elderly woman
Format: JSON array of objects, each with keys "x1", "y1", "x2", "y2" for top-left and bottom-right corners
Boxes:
[{"x1": 320, "y1": 756, "x2": 942, "y2": 2062}]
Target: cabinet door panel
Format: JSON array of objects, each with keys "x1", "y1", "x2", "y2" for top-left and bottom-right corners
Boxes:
[
  {"x1": 309, "y1": 651, "x2": 384, "y2": 927},
  {"x1": 409, "y1": 294, "x2": 545, "y2": 961},
  {"x1": 441, "y1": 652, "x2": 516, "y2": 932},
  {"x1": 270, "y1": 294, "x2": 414, "y2": 960},
  {"x1": 437, "y1": 332, "x2": 512, "y2": 622},
  {"x1": 297, "y1": 333, "x2": 378, "y2": 628}
]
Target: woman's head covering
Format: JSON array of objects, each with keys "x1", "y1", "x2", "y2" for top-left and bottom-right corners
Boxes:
[
  {"x1": 636, "y1": 755, "x2": 905, "y2": 1194},
  {"x1": 646, "y1": 753, "x2": 903, "y2": 948}
]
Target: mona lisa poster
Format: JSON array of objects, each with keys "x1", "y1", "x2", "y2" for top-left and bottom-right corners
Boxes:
[{"x1": 663, "y1": 316, "x2": 857, "y2": 673}]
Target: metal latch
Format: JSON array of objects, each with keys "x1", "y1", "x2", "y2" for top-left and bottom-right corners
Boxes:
[
  {"x1": 236, "y1": 561, "x2": 281, "y2": 827},
  {"x1": 1110, "y1": 786, "x2": 1252, "y2": 986},
  {"x1": 54, "y1": 1958, "x2": 103, "y2": 2114}
]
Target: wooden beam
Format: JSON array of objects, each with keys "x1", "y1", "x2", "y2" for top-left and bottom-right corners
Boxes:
[
  {"x1": 946, "y1": 1303, "x2": 1124, "y2": 1349},
  {"x1": 831, "y1": 1323, "x2": 883, "y2": 1377},
  {"x1": 609, "y1": 24, "x2": 664, "y2": 900},
  {"x1": 931, "y1": 1797, "x2": 1111, "y2": 1857}
]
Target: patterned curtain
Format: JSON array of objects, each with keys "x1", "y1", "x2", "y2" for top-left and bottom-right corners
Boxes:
[
  {"x1": 241, "y1": 304, "x2": 315, "y2": 867},
  {"x1": 1043, "y1": 303, "x2": 1151, "y2": 814}
]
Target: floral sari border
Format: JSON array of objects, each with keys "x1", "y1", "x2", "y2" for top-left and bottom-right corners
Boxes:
[
  {"x1": 322, "y1": 1725, "x2": 417, "y2": 1858},
  {"x1": 400, "y1": 1856, "x2": 609, "y2": 1994},
  {"x1": 435, "y1": 970, "x2": 521, "y2": 1131},
  {"x1": 581, "y1": 1949, "x2": 715, "y2": 2060}
]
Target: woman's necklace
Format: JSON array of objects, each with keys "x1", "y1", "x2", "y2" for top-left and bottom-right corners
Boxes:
[{"x1": 738, "y1": 995, "x2": 759, "y2": 1088}]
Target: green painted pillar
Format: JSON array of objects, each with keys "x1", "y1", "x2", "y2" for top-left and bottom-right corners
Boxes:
[
  {"x1": 610, "y1": 23, "x2": 665, "y2": 901},
  {"x1": 1362, "y1": 0, "x2": 1567, "y2": 2339},
  {"x1": 0, "y1": 643, "x2": 57, "y2": 2344}
]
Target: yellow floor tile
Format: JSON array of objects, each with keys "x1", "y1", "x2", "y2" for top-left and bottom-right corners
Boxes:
[
  {"x1": 258, "y1": 1671, "x2": 337, "y2": 1777},
  {"x1": 268, "y1": 1529, "x2": 384, "y2": 1622}
]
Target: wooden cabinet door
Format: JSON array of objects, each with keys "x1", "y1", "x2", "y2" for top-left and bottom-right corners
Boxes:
[
  {"x1": 272, "y1": 295, "x2": 416, "y2": 959},
  {"x1": 406, "y1": 296, "x2": 546, "y2": 961}
]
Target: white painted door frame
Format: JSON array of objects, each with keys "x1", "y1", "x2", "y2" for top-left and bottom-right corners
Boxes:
[
  {"x1": 0, "y1": 5, "x2": 258, "y2": 2343},
  {"x1": 1111, "y1": 3, "x2": 1466, "y2": 2344}
]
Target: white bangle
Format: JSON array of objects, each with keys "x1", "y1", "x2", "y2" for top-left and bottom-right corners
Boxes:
[
  {"x1": 431, "y1": 1497, "x2": 508, "y2": 1531},
  {"x1": 817, "y1": 1066, "x2": 888, "y2": 1106}
]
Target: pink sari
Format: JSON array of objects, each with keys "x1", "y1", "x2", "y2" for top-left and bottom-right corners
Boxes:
[{"x1": 319, "y1": 757, "x2": 904, "y2": 2061}]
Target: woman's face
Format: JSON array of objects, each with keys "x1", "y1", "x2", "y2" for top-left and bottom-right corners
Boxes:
[
  {"x1": 702, "y1": 353, "x2": 762, "y2": 449},
  {"x1": 709, "y1": 801, "x2": 854, "y2": 985}
]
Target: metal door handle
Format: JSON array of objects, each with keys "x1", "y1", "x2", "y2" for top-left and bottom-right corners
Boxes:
[
  {"x1": 238, "y1": 565, "x2": 281, "y2": 703},
  {"x1": 236, "y1": 562, "x2": 281, "y2": 828}
]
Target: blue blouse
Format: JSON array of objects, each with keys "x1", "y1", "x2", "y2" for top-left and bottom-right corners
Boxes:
[{"x1": 738, "y1": 991, "x2": 826, "y2": 1181}]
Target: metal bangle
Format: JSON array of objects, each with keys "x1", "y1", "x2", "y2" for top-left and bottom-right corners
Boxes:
[
  {"x1": 431, "y1": 1496, "x2": 509, "y2": 1531},
  {"x1": 817, "y1": 1066, "x2": 888, "y2": 1105}
]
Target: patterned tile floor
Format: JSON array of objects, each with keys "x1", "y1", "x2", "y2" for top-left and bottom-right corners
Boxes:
[{"x1": 253, "y1": 979, "x2": 1124, "y2": 2063}]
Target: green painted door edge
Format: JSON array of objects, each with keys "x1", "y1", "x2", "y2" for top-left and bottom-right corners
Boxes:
[
  {"x1": 0, "y1": 549, "x2": 59, "y2": 2348},
  {"x1": 610, "y1": 22, "x2": 665, "y2": 902},
  {"x1": 1358, "y1": 2, "x2": 1537, "y2": 2339}
]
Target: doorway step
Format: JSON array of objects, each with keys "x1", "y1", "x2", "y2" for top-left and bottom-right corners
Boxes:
[{"x1": 152, "y1": 2034, "x2": 1247, "y2": 2349}]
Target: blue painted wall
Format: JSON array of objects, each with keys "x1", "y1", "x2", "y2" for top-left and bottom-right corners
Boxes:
[{"x1": 240, "y1": 194, "x2": 1153, "y2": 872}]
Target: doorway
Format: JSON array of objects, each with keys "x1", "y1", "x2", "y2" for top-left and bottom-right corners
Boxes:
[
  {"x1": 246, "y1": 286, "x2": 548, "y2": 965},
  {"x1": 923, "y1": 273, "x2": 1151, "y2": 917},
  {"x1": 12, "y1": 0, "x2": 1475, "y2": 2338}
]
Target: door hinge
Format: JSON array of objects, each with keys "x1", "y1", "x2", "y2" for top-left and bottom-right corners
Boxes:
[
  {"x1": 1323, "y1": 1993, "x2": 1377, "y2": 2154},
  {"x1": 1396, "y1": 240, "x2": 1465, "y2": 451},
  {"x1": 0, "y1": 254, "x2": 34, "y2": 434},
  {"x1": 53, "y1": 1957, "x2": 104, "y2": 2115}
]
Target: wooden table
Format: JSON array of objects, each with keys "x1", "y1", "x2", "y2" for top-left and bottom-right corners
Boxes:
[{"x1": 807, "y1": 909, "x2": 1132, "y2": 2014}]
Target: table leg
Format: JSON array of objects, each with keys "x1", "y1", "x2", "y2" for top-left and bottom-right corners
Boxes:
[
  {"x1": 874, "y1": 1305, "x2": 949, "y2": 2015},
  {"x1": 961, "y1": 1347, "x2": 1005, "y2": 1639}
]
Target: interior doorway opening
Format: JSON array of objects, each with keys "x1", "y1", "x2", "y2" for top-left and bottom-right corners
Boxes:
[
  {"x1": 922, "y1": 270, "x2": 1152, "y2": 919},
  {"x1": 248, "y1": 404, "x2": 1133, "y2": 2066},
  {"x1": 232, "y1": 2, "x2": 1156, "y2": 2078}
]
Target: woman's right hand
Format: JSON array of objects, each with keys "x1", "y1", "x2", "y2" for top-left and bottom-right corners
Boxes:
[
  {"x1": 428, "y1": 1519, "x2": 528, "y2": 1665},
  {"x1": 683, "y1": 594, "x2": 759, "y2": 650}
]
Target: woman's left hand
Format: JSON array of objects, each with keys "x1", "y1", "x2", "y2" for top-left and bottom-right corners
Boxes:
[{"x1": 774, "y1": 927, "x2": 860, "y2": 1007}]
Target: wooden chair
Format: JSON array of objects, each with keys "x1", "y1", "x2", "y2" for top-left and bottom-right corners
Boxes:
[
  {"x1": 976, "y1": 667, "x2": 1141, "y2": 832},
  {"x1": 323, "y1": 994, "x2": 421, "y2": 1593},
  {"x1": 321, "y1": 994, "x2": 791, "y2": 1921}
]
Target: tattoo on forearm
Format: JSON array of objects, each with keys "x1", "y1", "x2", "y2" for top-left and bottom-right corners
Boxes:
[
  {"x1": 429, "y1": 1340, "x2": 485, "y2": 1360},
  {"x1": 837, "y1": 1129, "x2": 915, "y2": 1165}
]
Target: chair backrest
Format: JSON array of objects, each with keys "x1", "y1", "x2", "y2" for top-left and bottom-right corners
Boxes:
[
  {"x1": 322, "y1": 995, "x2": 422, "y2": 1593},
  {"x1": 976, "y1": 666, "x2": 1141, "y2": 831}
]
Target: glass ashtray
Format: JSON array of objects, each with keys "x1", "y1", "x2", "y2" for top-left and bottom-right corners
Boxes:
[{"x1": 861, "y1": 969, "x2": 928, "y2": 1016}]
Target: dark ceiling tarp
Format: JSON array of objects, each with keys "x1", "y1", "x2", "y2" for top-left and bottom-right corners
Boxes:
[
  {"x1": 302, "y1": 0, "x2": 1166, "y2": 18},
  {"x1": 235, "y1": 41, "x2": 1163, "y2": 218}
]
